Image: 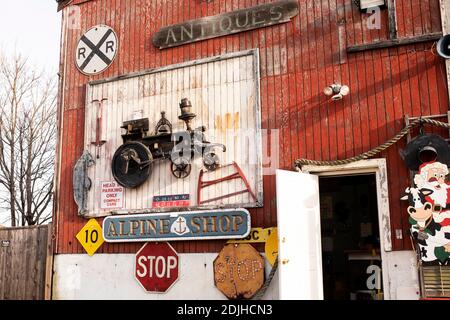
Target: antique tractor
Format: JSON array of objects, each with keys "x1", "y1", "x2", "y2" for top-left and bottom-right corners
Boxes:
[{"x1": 112, "y1": 98, "x2": 226, "y2": 188}]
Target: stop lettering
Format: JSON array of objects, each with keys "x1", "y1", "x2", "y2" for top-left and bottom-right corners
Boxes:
[
  {"x1": 137, "y1": 255, "x2": 178, "y2": 278},
  {"x1": 135, "y1": 242, "x2": 179, "y2": 292}
]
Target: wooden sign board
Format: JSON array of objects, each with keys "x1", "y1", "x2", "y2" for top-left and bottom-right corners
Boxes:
[
  {"x1": 213, "y1": 243, "x2": 265, "y2": 300},
  {"x1": 102, "y1": 209, "x2": 251, "y2": 243},
  {"x1": 153, "y1": 0, "x2": 299, "y2": 49}
]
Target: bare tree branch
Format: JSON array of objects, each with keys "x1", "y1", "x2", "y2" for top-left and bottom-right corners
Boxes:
[{"x1": 0, "y1": 52, "x2": 56, "y2": 226}]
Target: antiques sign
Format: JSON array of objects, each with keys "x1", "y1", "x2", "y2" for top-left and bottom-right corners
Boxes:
[
  {"x1": 102, "y1": 209, "x2": 251, "y2": 242},
  {"x1": 214, "y1": 244, "x2": 265, "y2": 299},
  {"x1": 153, "y1": 0, "x2": 299, "y2": 49}
]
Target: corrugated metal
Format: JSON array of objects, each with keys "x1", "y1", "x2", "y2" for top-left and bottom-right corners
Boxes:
[
  {"x1": 84, "y1": 51, "x2": 262, "y2": 216},
  {"x1": 55, "y1": 0, "x2": 448, "y2": 255}
]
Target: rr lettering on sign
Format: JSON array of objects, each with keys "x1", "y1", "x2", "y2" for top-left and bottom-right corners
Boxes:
[{"x1": 152, "y1": 0, "x2": 299, "y2": 49}]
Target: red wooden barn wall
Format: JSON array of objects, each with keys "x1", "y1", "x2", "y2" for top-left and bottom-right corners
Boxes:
[{"x1": 54, "y1": 0, "x2": 448, "y2": 254}]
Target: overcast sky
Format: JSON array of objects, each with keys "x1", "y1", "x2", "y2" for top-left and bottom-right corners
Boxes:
[
  {"x1": 0, "y1": 1, "x2": 61, "y2": 225},
  {"x1": 0, "y1": 1, "x2": 61, "y2": 73}
]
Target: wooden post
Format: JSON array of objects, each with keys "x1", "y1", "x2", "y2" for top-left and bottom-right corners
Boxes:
[
  {"x1": 44, "y1": 223, "x2": 54, "y2": 300},
  {"x1": 387, "y1": 0, "x2": 398, "y2": 40},
  {"x1": 440, "y1": 0, "x2": 450, "y2": 104},
  {"x1": 447, "y1": 111, "x2": 450, "y2": 137}
]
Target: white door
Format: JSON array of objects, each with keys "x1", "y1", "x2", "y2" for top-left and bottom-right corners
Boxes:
[{"x1": 276, "y1": 169, "x2": 323, "y2": 300}]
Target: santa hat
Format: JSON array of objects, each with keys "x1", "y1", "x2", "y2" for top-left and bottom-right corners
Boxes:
[
  {"x1": 418, "y1": 161, "x2": 448, "y2": 174},
  {"x1": 418, "y1": 161, "x2": 434, "y2": 173}
]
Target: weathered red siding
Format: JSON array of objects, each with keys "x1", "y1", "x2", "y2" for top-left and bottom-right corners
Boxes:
[{"x1": 55, "y1": 0, "x2": 448, "y2": 254}]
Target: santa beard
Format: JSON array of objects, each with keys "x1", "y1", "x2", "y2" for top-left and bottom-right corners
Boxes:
[{"x1": 421, "y1": 181, "x2": 448, "y2": 207}]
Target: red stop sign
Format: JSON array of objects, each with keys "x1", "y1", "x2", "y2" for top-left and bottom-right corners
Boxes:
[{"x1": 135, "y1": 242, "x2": 179, "y2": 292}]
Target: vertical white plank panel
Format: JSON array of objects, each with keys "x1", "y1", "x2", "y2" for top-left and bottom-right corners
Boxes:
[
  {"x1": 85, "y1": 51, "x2": 262, "y2": 216},
  {"x1": 276, "y1": 169, "x2": 324, "y2": 300}
]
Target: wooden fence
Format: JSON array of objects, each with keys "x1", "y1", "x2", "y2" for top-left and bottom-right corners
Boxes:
[{"x1": 0, "y1": 224, "x2": 53, "y2": 300}]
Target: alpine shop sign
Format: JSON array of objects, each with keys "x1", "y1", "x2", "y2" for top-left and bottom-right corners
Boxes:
[
  {"x1": 152, "y1": 0, "x2": 299, "y2": 49},
  {"x1": 102, "y1": 209, "x2": 251, "y2": 242}
]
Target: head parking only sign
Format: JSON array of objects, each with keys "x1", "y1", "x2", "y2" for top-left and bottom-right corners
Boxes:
[{"x1": 75, "y1": 25, "x2": 118, "y2": 75}]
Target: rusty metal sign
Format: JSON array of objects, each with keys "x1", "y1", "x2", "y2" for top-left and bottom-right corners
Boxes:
[
  {"x1": 152, "y1": 0, "x2": 299, "y2": 49},
  {"x1": 213, "y1": 243, "x2": 265, "y2": 299}
]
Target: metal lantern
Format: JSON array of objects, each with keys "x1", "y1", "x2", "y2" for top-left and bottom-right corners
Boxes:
[{"x1": 178, "y1": 98, "x2": 196, "y2": 131}]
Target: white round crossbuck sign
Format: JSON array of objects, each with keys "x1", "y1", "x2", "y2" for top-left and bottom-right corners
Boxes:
[{"x1": 75, "y1": 25, "x2": 118, "y2": 75}]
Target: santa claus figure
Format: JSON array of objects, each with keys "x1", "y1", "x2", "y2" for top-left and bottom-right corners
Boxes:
[{"x1": 414, "y1": 161, "x2": 450, "y2": 231}]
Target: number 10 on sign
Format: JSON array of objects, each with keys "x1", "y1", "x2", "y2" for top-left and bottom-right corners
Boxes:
[{"x1": 76, "y1": 219, "x2": 105, "y2": 256}]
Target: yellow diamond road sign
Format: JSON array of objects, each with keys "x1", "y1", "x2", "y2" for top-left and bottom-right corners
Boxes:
[
  {"x1": 76, "y1": 219, "x2": 104, "y2": 256},
  {"x1": 265, "y1": 228, "x2": 278, "y2": 266}
]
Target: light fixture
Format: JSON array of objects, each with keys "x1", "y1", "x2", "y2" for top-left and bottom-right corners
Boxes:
[{"x1": 323, "y1": 84, "x2": 350, "y2": 101}]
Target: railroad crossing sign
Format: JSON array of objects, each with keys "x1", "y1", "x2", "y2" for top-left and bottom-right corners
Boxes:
[
  {"x1": 75, "y1": 25, "x2": 118, "y2": 75},
  {"x1": 135, "y1": 242, "x2": 179, "y2": 293},
  {"x1": 76, "y1": 218, "x2": 104, "y2": 256}
]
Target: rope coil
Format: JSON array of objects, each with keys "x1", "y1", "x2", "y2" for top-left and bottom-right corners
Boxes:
[{"x1": 294, "y1": 118, "x2": 450, "y2": 169}]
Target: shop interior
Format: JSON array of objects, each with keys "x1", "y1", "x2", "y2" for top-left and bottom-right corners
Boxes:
[{"x1": 319, "y1": 174, "x2": 383, "y2": 300}]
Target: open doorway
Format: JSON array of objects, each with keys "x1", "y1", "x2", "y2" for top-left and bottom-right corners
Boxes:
[{"x1": 319, "y1": 174, "x2": 383, "y2": 300}]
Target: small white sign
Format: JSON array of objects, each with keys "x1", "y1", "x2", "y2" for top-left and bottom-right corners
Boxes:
[
  {"x1": 101, "y1": 181, "x2": 124, "y2": 210},
  {"x1": 75, "y1": 25, "x2": 118, "y2": 75}
]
